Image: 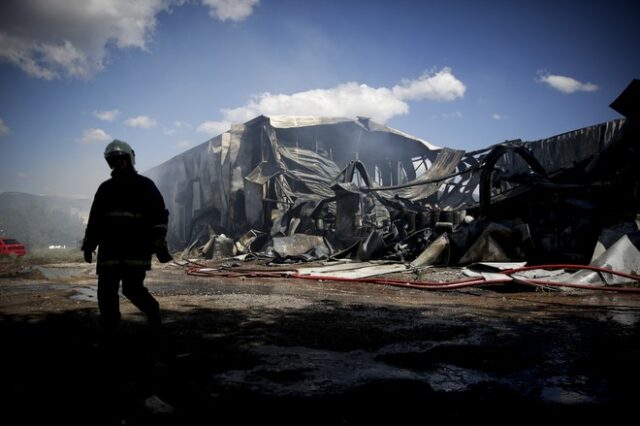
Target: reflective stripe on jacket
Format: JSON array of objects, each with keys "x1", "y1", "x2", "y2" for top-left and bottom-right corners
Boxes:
[{"x1": 82, "y1": 168, "x2": 169, "y2": 274}]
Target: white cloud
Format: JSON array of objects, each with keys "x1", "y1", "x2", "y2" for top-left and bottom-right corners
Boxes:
[
  {"x1": 0, "y1": 117, "x2": 9, "y2": 137},
  {"x1": 0, "y1": 0, "x2": 259, "y2": 80},
  {"x1": 492, "y1": 113, "x2": 504, "y2": 120},
  {"x1": 93, "y1": 109, "x2": 121, "y2": 122},
  {"x1": 197, "y1": 120, "x2": 231, "y2": 137},
  {"x1": 0, "y1": 33, "x2": 88, "y2": 79},
  {"x1": 78, "y1": 128, "x2": 112, "y2": 144},
  {"x1": 177, "y1": 140, "x2": 193, "y2": 149},
  {"x1": 125, "y1": 115, "x2": 157, "y2": 129},
  {"x1": 0, "y1": 0, "x2": 172, "y2": 79},
  {"x1": 392, "y1": 68, "x2": 466, "y2": 101},
  {"x1": 201, "y1": 0, "x2": 259, "y2": 21},
  {"x1": 164, "y1": 120, "x2": 192, "y2": 135},
  {"x1": 537, "y1": 72, "x2": 598, "y2": 94},
  {"x1": 217, "y1": 68, "x2": 465, "y2": 125}
]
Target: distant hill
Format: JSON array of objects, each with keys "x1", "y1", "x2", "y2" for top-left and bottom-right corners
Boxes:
[{"x1": 0, "y1": 192, "x2": 91, "y2": 249}]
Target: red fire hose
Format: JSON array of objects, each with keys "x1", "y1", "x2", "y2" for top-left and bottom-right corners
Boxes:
[{"x1": 185, "y1": 263, "x2": 640, "y2": 293}]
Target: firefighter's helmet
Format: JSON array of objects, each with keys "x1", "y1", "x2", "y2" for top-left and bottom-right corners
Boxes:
[{"x1": 104, "y1": 139, "x2": 135, "y2": 166}]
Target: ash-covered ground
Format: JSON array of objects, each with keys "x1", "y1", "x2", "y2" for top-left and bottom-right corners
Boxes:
[{"x1": 1, "y1": 259, "x2": 639, "y2": 425}]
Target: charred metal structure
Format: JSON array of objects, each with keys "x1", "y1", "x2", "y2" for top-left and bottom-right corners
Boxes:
[{"x1": 146, "y1": 80, "x2": 640, "y2": 267}]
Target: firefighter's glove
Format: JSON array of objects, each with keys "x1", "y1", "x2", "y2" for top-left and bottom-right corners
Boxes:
[
  {"x1": 81, "y1": 238, "x2": 96, "y2": 264},
  {"x1": 153, "y1": 239, "x2": 173, "y2": 263}
]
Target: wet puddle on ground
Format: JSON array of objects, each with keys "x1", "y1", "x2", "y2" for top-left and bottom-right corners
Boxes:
[
  {"x1": 35, "y1": 266, "x2": 92, "y2": 280},
  {"x1": 69, "y1": 286, "x2": 98, "y2": 302}
]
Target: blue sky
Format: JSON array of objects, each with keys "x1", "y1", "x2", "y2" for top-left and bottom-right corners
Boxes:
[{"x1": 0, "y1": 0, "x2": 638, "y2": 198}]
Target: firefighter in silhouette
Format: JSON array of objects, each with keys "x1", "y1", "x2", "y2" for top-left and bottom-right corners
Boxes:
[{"x1": 82, "y1": 139, "x2": 173, "y2": 332}]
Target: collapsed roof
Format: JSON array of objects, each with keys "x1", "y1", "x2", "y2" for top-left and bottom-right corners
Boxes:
[
  {"x1": 146, "y1": 79, "x2": 640, "y2": 269},
  {"x1": 146, "y1": 115, "x2": 448, "y2": 245}
]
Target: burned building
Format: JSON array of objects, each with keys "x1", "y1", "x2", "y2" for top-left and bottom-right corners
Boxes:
[
  {"x1": 146, "y1": 80, "x2": 640, "y2": 267},
  {"x1": 145, "y1": 115, "x2": 448, "y2": 251}
]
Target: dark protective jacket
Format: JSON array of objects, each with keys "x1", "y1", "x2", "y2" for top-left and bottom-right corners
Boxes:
[{"x1": 82, "y1": 168, "x2": 169, "y2": 274}]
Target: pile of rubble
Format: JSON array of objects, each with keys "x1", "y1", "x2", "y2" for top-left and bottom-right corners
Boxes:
[{"x1": 149, "y1": 80, "x2": 640, "y2": 286}]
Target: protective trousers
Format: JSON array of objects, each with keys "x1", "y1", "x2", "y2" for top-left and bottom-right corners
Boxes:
[{"x1": 97, "y1": 270, "x2": 160, "y2": 330}]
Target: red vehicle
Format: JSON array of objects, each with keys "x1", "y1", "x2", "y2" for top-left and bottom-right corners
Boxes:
[{"x1": 0, "y1": 237, "x2": 26, "y2": 256}]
